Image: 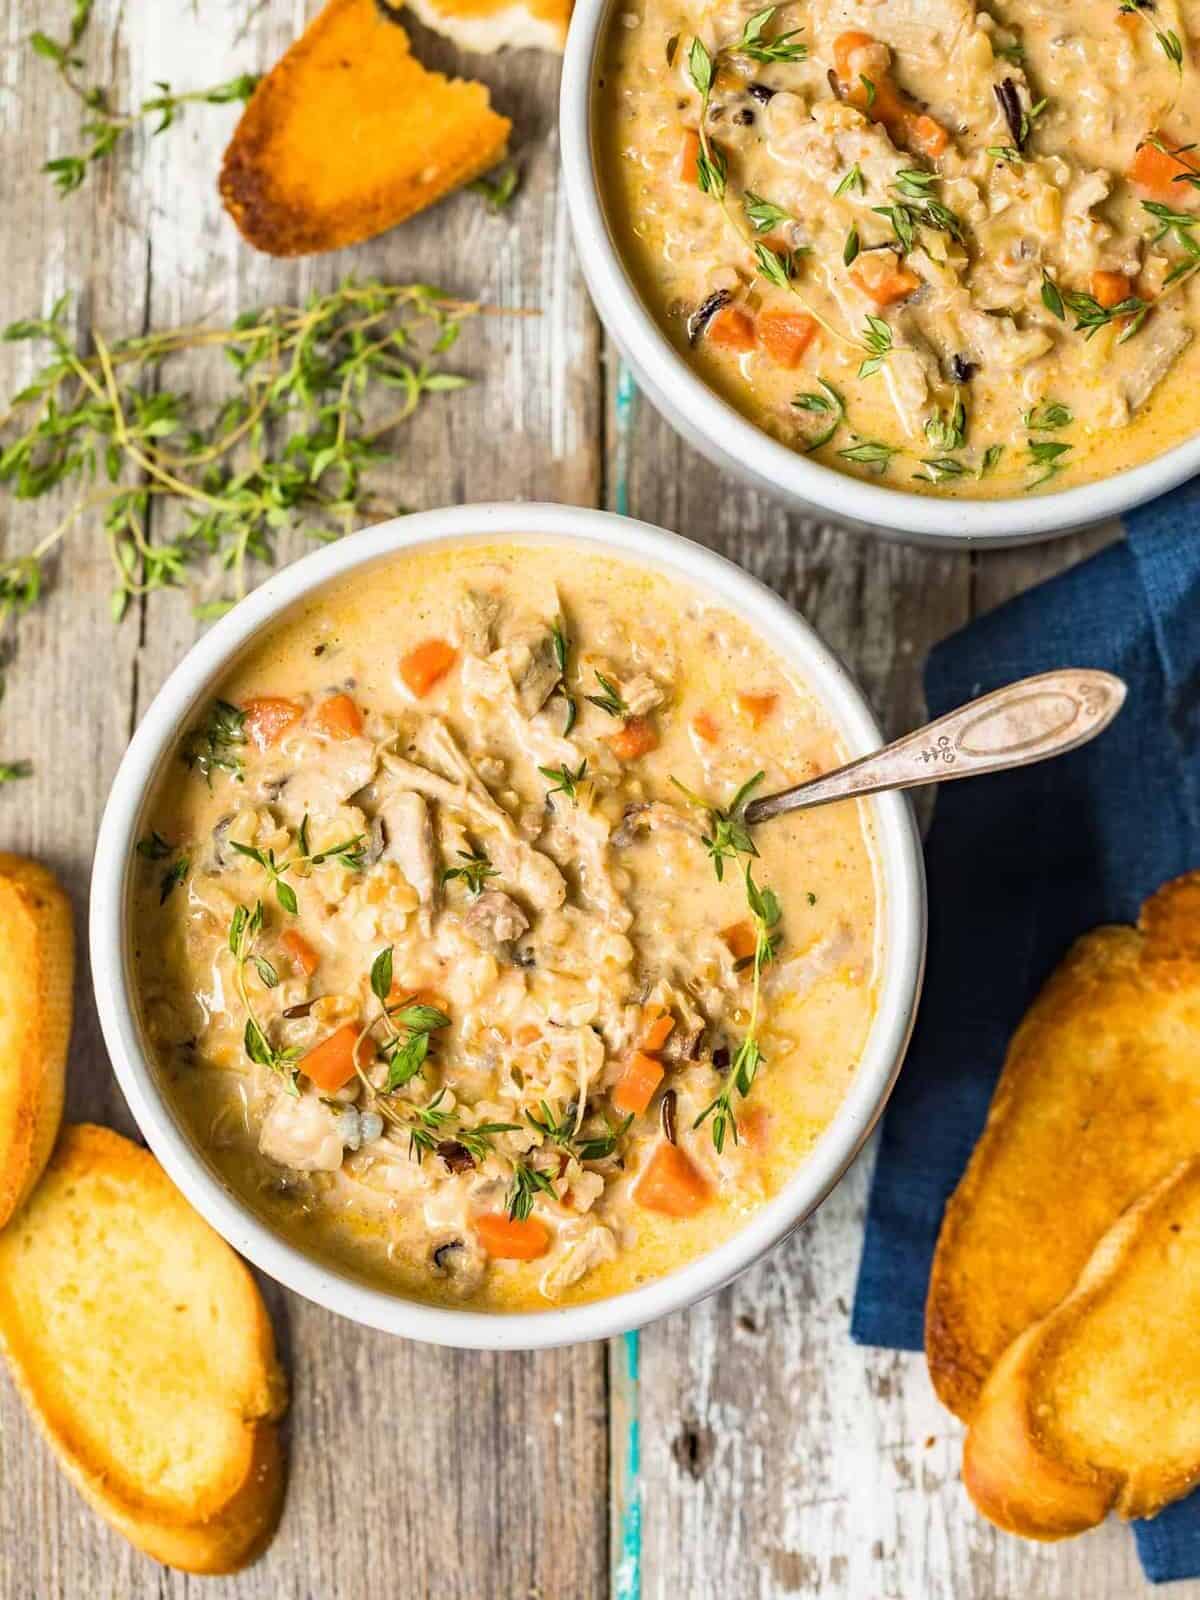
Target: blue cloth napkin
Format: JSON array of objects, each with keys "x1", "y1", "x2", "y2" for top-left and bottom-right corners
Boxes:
[{"x1": 851, "y1": 481, "x2": 1200, "y2": 1584}]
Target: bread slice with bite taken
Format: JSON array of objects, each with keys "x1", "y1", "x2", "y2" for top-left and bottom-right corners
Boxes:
[
  {"x1": 926, "y1": 872, "x2": 1200, "y2": 1421},
  {"x1": 0, "y1": 853, "x2": 73, "y2": 1229},
  {"x1": 964, "y1": 1156, "x2": 1200, "y2": 1538},
  {"x1": 0, "y1": 1125, "x2": 288, "y2": 1573}
]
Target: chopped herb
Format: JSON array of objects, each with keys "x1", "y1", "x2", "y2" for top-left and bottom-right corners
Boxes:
[
  {"x1": 894, "y1": 168, "x2": 937, "y2": 198},
  {"x1": 158, "y1": 854, "x2": 190, "y2": 905},
  {"x1": 539, "y1": 759, "x2": 588, "y2": 804},
  {"x1": 669, "y1": 770, "x2": 763, "y2": 881},
  {"x1": 1023, "y1": 400, "x2": 1073, "y2": 430},
  {"x1": 549, "y1": 620, "x2": 577, "y2": 734},
  {"x1": 364, "y1": 947, "x2": 452, "y2": 1092},
  {"x1": 1041, "y1": 270, "x2": 1066, "y2": 320},
  {"x1": 872, "y1": 202, "x2": 917, "y2": 254},
  {"x1": 468, "y1": 163, "x2": 520, "y2": 212},
  {"x1": 1026, "y1": 438, "x2": 1073, "y2": 489},
  {"x1": 843, "y1": 225, "x2": 861, "y2": 266},
  {"x1": 860, "y1": 74, "x2": 877, "y2": 108},
  {"x1": 686, "y1": 38, "x2": 727, "y2": 198},
  {"x1": 526, "y1": 1100, "x2": 632, "y2": 1161},
  {"x1": 1157, "y1": 27, "x2": 1185, "y2": 74},
  {"x1": 840, "y1": 439, "x2": 901, "y2": 470},
  {"x1": 441, "y1": 847, "x2": 498, "y2": 896},
  {"x1": 507, "y1": 1160, "x2": 557, "y2": 1222},
  {"x1": 1142, "y1": 200, "x2": 1200, "y2": 285},
  {"x1": 834, "y1": 163, "x2": 865, "y2": 197},
  {"x1": 137, "y1": 831, "x2": 173, "y2": 861},
  {"x1": 986, "y1": 144, "x2": 1022, "y2": 165},
  {"x1": 925, "y1": 391, "x2": 967, "y2": 451},
  {"x1": 979, "y1": 443, "x2": 1005, "y2": 478},
  {"x1": 916, "y1": 457, "x2": 968, "y2": 483},
  {"x1": 182, "y1": 700, "x2": 246, "y2": 785},
  {"x1": 994, "y1": 39, "x2": 1025, "y2": 63},
  {"x1": 585, "y1": 671, "x2": 629, "y2": 718},
  {"x1": 576, "y1": 1113, "x2": 635, "y2": 1163},
  {"x1": 1061, "y1": 288, "x2": 1150, "y2": 343},
  {"x1": 858, "y1": 314, "x2": 894, "y2": 379},
  {"x1": 743, "y1": 191, "x2": 792, "y2": 232},
  {"x1": 406, "y1": 1090, "x2": 520, "y2": 1165},
  {"x1": 754, "y1": 241, "x2": 800, "y2": 289},
  {"x1": 792, "y1": 377, "x2": 845, "y2": 451}
]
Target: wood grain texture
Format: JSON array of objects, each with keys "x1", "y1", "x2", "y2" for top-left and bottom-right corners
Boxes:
[{"x1": 0, "y1": 1, "x2": 1188, "y2": 1595}]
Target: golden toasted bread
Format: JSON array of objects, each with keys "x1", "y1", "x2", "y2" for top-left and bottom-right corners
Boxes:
[
  {"x1": 0, "y1": 1125, "x2": 288, "y2": 1573},
  {"x1": 220, "y1": 0, "x2": 512, "y2": 256},
  {"x1": 926, "y1": 872, "x2": 1200, "y2": 1421},
  {"x1": 0, "y1": 854, "x2": 73, "y2": 1229},
  {"x1": 964, "y1": 1157, "x2": 1200, "y2": 1538},
  {"x1": 406, "y1": 0, "x2": 570, "y2": 54}
]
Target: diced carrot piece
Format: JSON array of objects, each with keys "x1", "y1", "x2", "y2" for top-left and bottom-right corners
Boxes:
[
  {"x1": 400, "y1": 639, "x2": 458, "y2": 697},
  {"x1": 706, "y1": 306, "x2": 757, "y2": 352},
  {"x1": 312, "y1": 692, "x2": 363, "y2": 740},
  {"x1": 736, "y1": 691, "x2": 778, "y2": 726},
  {"x1": 1090, "y1": 270, "x2": 1133, "y2": 309},
  {"x1": 241, "y1": 696, "x2": 303, "y2": 751},
  {"x1": 677, "y1": 128, "x2": 700, "y2": 185},
  {"x1": 476, "y1": 1212, "x2": 551, "y2": 1260},
  {"x1": 692, "y1": 710, "x2": 721, "y2": 744},
  {"x1": 849, "y1": 254, "x2": 921, "y2": 307},
  {"x1": 635, "y1": 1142, "x2": 711, "y2": 1217},
  {"x1": 721, "y1": 920, "x2": 757, "y2": 962},
  {"x1": 1129, "y1": 137, "x2": 1197, "y2": 201},
  {"x1": 608, "y1": 715, "x2": 660, "y2": 761},
  {"x1": 756, "y1": 309, "x2": 819, "y2": 369},
  {"x1": 640, "y1": 1007, "x2": 676, "y2": 1053},
  {"x1": 833, "y1": 29, "x2": 875, "y2": 79},
  {"x1": 301, "y1": 1023, "x2": 370, "y2": 1093},
  {"x1": 281, "y1": 929, "x2": 319, "y2": 978},
  {"x1": 612, "y1": 1051, "x2": 666, "y2": 1117},
  {"x1": 906, "y1": 112, "x2": 949, "y2": 158}
]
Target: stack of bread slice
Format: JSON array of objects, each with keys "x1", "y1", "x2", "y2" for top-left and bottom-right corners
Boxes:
[
  {"x1": 0, "y1": 855, "x2": 288, "y2": 1574},
  {"x1": 927, "y1": 872, "x2": 1200, "y2": 1538}
]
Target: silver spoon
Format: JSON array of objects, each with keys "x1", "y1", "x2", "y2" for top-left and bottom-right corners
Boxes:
[{"x1": 742, "y1": 668, "x2": 1127, "y2": 825}]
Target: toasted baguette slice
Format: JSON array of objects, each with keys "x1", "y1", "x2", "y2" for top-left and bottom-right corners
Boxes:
[
  {"x1": 926, "y1": 872, "x2": 1200, "y2": 1421},
  {"x1": 964, "y1": 1157, "x2": 1200, "y2": 1538},
  {"x1": 0, "y1": 1125, "x2": 288, "y2": 1573},
  {"x1": 0, "y1": 854, "x2": 73, "y2": 1228},
  {"x1": 406, "y1": 0, "x2": 570, "y2": 54},
  {"x1": 220, "y1": 0, "x2": 511, "y2": 256}
]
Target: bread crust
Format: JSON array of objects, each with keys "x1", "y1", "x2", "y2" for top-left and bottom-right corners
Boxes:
[
  {"x1": 926, "y1": 872, "x2": 1200, "y2": 1421},
  {"x1": 220, "y1": 0, "x2": 511, "y2": 256},
  {"x1": 0, "y1": 1125, "x2": 288, "y2": 1574},
  {"x1": 0, "y1": 853, "x2": 73, "y2": 1228},
  {"x1": 964, "y1": 1158, "x2": 1200, "y2": 1538}
]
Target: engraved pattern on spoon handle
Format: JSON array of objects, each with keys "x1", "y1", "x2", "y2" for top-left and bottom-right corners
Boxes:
[{"x1": 743, "y1": 669, "x2": 1128, "y2": 825}]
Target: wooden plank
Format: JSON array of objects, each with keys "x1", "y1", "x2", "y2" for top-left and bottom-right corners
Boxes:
[{"x1": 0, "y1": 4, "x2": 609, "y2": 1597}]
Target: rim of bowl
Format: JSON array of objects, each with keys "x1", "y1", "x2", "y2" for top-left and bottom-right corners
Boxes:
[
  {"x1": 91, "y1": 503, "x2": 925, "y2": 1350},
  {"x1": 560, "y1": 0, "x2": 1200, "y2": 544}
]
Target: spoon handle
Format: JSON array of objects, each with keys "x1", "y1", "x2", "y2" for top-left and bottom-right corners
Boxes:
[{"x1": 742, "y1": 668, "x2": 1127, "y2": 825}]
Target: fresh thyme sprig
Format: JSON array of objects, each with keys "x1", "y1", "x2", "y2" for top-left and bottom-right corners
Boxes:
[
  {"x1": 526, "y1": 1100, "x2": 634, "y2": 1161},
  {"x1": 507, "y1": 1160, "x2": 557, "y2": 1222},
  {"x1": 1039, "y1": 269, "x2": 1150, "y2": 343},
  {"x1": 405, "y1": 1089, "x2": 521, "y2": 1165},
  {"x1": 181, "y1": 700, "x2": 246, "y2": 784},
  {"x1": 549, "y1": 621, "x2": 577, "y2": 734},
  {"x1": 696, "y1": 864, "x2": 782, "y2": 1152},
  {"x1": 230, "y1": 814, "x2": 365, "y2": 914},
  {"x1": 585, "y1": 672, "x2": 628, "y2": 718},
  {"x1": 229, "y1": 901, "x2": 302, "y2": 1090},
  {"x1": 858, "y1": 315, "x2": 894, "y2": 379},
  {"x1": 669, "y1": 770, "x2": 763, "y2": 881},
  {"x1": 1023, "y1": 399, "x2": 1072, "y2": 430},
  {"x1": 1118, "y1": 1, "x2": 1185, "y2": 76},
  {"x1": 138, "y1": 832, "x2": 190, "y2": 903},
  {"x1": 0, "y1": 282, "x2": 483, "y2": 633},
  {"x1": 540, "y1": 759, "x2": 588, "y2": 804},
  {"x1": 925, "y1": 391, "x2": 967, "y2": 451},
  {"x1": 365, "y1": 946, "x2": 451, "y2": 1092},
  {"x1": 1026, "y1": 438, "x2": 1073, "y2": 489},
  {"x1": 1142, "y1": 200, "x2": 1200, "y2": 285},
  {"x1": 441, "y1": 847, "x2": 498, "y2": 896},
  {"x1": 31, "y1": 2, "x2": 257, "y2": 195}
]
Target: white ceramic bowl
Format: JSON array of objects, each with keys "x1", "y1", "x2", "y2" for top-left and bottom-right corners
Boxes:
[
  {"x1": 560, "y1": 0, "x2": 1200, "y2": 546},
  {"x1": 91, "y1": 503, "x2": 925, "y2": 1349}
]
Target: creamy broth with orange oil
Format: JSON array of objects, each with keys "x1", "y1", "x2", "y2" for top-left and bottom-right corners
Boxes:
[{"x1": 132, "y1": 540, "x2": 881, "y2": 1311}]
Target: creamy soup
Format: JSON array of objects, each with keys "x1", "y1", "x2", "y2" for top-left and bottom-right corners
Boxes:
[
  {"x1": 598, "y1": 0, "x2": 1200, "y2": 496},
  {"x1": 132, "y1": 541, "x2": 880, "y2": 1311}
]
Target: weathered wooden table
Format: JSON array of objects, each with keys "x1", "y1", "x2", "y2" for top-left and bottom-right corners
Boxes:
[{"x1": 0, "y1": 5, "x2": 1183, "y2": 1596}]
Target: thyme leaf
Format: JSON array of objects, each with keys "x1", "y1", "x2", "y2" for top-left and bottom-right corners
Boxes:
[
  {"x1": 792, "y1": 377, "x2": 845, "y2": 451},
  {"x1": 441, "y1": 847, "x2": 498, "y2": 895}
]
